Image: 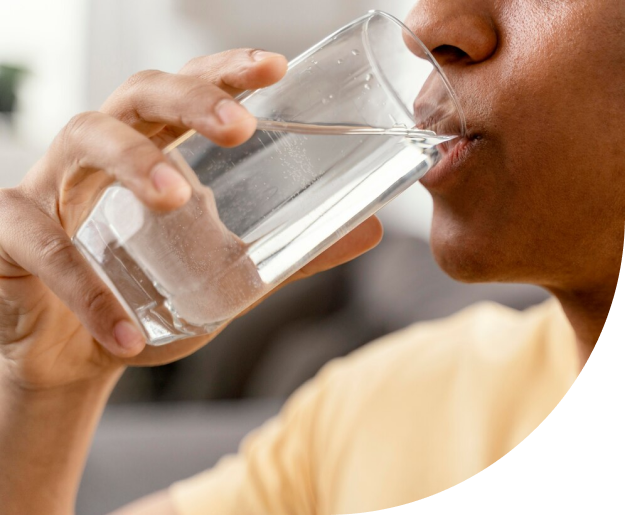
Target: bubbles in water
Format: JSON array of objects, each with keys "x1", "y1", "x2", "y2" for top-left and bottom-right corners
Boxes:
[
  {"x1": 351, "y1": 49, "x2": 360, "y2": 56},
  {"x1": 328, "y1": 94, "x2": 334, "y2": 100},
  {"x1": 363, "y1": 84, "x2": 371, "y2": 90},
  {"x1": 365, "y1": 73, "x2": 372, "y2": 81},
  {"x1": 337, "y1": 59, "x2": 343, "y2": 65}
]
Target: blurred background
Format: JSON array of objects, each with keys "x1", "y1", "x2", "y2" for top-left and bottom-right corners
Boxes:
[{"x1": 0, "y1": 1, "x2": 548, "y2": 513}]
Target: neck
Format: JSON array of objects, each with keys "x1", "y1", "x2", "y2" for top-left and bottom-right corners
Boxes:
[{"x1": 548, "y1": 270, "x2": 620, "y2": 371}]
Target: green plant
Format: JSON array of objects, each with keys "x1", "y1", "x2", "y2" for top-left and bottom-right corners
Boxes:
[{"x1": 0, "y1": 64, "x2": 28, "y2": 114}]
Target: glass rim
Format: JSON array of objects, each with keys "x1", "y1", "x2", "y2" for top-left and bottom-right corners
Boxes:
[
  {"x1": 169, "y1": 9, "x2": 468, "y2": 153},
  {"x1": 278, "y1": 9, "x2": 467, "y2": 137},
  {"x1": 363, "y1": 10, "x2": 467, "y2": 137}
]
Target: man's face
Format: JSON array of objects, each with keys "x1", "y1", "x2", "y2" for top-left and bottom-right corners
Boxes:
[{"x1": 406, "y1": 0, "x2": 625, "y2": 289}]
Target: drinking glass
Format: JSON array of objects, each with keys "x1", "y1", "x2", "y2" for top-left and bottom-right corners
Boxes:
[{"x1": 73, "y1": 10, "x2": 466, "y2": 345}]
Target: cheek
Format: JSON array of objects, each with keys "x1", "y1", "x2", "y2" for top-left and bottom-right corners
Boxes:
[
  {"x1": 426, "y1": 0, "x2": 625, "y2": 283},
  {"x1": 435, "y1": 6, "x2": 606, "y2": 222}
]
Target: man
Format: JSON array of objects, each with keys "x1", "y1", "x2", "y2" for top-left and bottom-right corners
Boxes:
[{"x1": 0, "y1": 0, "x2": 623, "y2": 513}]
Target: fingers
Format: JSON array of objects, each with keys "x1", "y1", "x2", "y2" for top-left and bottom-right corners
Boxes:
[
  {"x1": 47, "y1": 111, "x2": 191, "y2": 212},
  {"x1": 179, "y1": 49, "x2": 288, "y2": 93},
  {"x1": 101, "y1": 49, "x2": 288, "y2": 146},
  {"x1": 102, "y1": 71, "x2": 257, "y2": 148},
  {"x1": 236, "y1": 216, "x2": 384, "y2": 317},
  {"x1": 298, "y1": 216, "x2": 384, "y2": 277},
  {"x1": 0, "y1": 188, "x2": 145, "y2": 357}
]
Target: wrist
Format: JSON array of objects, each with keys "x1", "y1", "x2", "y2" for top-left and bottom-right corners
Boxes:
[
  {"x1": 1, "y1": 364, "x2": 124, "y2": 411},
  {"x1": 0, "y1": 363, "x2": 123, "y2": 515},
  {"x1": 0, "y1": 351, "x2": 125, "y2": 396}
]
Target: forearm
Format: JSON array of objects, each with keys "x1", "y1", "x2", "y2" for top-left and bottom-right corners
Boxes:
[{"x1": 0, "y1": 367, "x2": 123, "y2": 515}]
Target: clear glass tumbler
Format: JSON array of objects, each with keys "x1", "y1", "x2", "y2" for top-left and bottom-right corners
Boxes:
[{"x1": 73, "y1": 10, "x2": 466, "y2": 345}]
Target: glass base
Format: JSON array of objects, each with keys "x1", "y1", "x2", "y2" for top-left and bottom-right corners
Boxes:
[{"x1": 73, "y1": 217, "x2": 223, "y2": 346}]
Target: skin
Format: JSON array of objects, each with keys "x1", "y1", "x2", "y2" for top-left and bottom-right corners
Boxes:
[
  {"x1": 409, "y1": 0, "x2": 625, "y2": 365},
  {"x1": 0, "y1": 0, "x2": 623, "y2": 513}
]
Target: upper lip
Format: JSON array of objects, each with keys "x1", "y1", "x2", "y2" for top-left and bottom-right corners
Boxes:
[
  {"x1": 412, "y1": 70, "x2": 467, "y2": 138},
  {"x1": 438, "y1": 133, "x2": 469, "y2": 156},
  {"x1": 438, "y1": 126, "x2": 481, "y2": 162}
]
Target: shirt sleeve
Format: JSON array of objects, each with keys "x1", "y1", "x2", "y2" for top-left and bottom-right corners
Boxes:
[{"x1": 169, "y1": 372, "x2": 326, "y2": 515}]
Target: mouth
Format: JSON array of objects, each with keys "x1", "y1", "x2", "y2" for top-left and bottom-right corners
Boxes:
[{"x1": 419, "y1": 133, "x2": 481, "y2": 191}]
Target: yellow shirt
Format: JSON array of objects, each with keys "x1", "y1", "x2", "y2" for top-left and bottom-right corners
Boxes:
[{"x1": 170, "y1": 298, "x2": 579, "y2": 514}]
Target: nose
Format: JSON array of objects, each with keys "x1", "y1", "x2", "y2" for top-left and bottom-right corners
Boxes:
[{"x1": 405, "y1": 0, "x2": 498, "y2": 65}]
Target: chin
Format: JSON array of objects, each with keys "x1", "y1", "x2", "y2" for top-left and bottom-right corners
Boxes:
[{"x1": 429, "y1": 216, "x2": 513, "y2": 285}]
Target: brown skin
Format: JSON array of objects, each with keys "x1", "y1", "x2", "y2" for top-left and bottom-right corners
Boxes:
[
  {"x1": 408, "y1": 0, "x2": 625, "y2": 364},
  {"x1": 0, "y1": 0, "x2": 623, "y2": 513}
]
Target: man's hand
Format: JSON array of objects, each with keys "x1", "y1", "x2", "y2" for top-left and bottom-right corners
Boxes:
[{"x1": 0, "y1": 47, "x2": 383, "y2": 390}]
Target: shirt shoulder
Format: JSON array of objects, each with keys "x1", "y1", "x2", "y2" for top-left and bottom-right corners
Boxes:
[
  {"x1": 170, "y1": 299, "x2": 578, "y2": 515},
  {"x1": 316, "y1": 297, "x2": 576, "y2": 399},
  {"x1": 308, "y1": 298, "x2": 579, "y2": 511}
]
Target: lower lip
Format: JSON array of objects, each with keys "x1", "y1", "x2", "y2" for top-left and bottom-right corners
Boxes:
[{"x1": 419, "y1": 136, "x2": 478, "y2": 191}]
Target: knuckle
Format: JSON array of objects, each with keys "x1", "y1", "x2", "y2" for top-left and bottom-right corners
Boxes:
[
  {"x1": 183, "y1": 56, "x2": 207, "y2": 72},
  {"x1": 0, "y1": 186, "x2": 16, "y2": 206},
  {"x1": 37, "y1": 234, "x2": 75, "y2": 271},
  {"x1": 184, "y1": 80, "x2": 211, "y2": 101},
  {"x1": 0, "y1": 187, "x2": 25, "y2": 241},
  {"x1": 118, "y1": 137, "x2": 155, "y2": 160},
  {"x1": 223, "y1": 47, "x2": 257, "y2": 60},
  {"x1": 82, "y1": 285, "x2": 112, "y2": 317},
  {"x1": 116, "y1": 139, "x2": 161, "y2": 173},
  {"x1": 181, "y1": 48, "x2": 257, "y2": 79},
  {"x1": 215, "y1": 48, "x2": 258, "y2": 75},
  {"x1": 242, "y1": 48, "x2": 262, "y2": 60},
  {"x1": 102, "y1": 70, "x2": 161, "y2": 121},
  {"x1": 60, "y1": 111, "x2": 100, "y2": 145},
  {"x1": 123, "y1": 69, "x2": 161, "y2": 91},
  {"x1": 186, "y1": 81, "x2": 224, "y2": 109}
]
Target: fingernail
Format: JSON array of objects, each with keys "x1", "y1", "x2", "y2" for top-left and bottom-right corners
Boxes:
[
  {"x1": 150, "y1": 162, "x2": 191, "y2": 197},
  {"x1": 114, "y1": 320, "x2": 144, "y2": 350},
  {"x1": 215, "y1": 99, "x2": 252, "y2": 125},
  {"x1": 252, "y1": 50, "x2": 283, "y2": 62}
]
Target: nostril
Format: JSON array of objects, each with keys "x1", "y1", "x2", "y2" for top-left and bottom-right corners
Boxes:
[{"x1": 431, "y1": 45, "x2": 470, "y2": 65}]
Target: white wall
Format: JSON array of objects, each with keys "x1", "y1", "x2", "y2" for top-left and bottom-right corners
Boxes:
[
  {"x1": 86, "y1": 0, "x2": 416, "y2": 108},
  {"x1": 0, "y1": 0, "x2": 88, "y2": 151}
]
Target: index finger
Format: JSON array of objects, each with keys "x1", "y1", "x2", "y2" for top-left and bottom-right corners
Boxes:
[
  {"x1": 179, "y1": 49, "x2": 288, "y2": 95},
  {"x1": 101, "y1": 49, "x2": 288, "y2": 138}
]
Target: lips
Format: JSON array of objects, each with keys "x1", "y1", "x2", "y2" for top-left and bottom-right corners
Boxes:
[
  {"x1": 412, "y1": 71, "x2": 465, "y2": 133},
  {"x1": 419, "y1": 134, "x2": 480, "y2": 191},
  {"x1": 410, "y1": 70, "x2": 480, "y2": 191}
]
